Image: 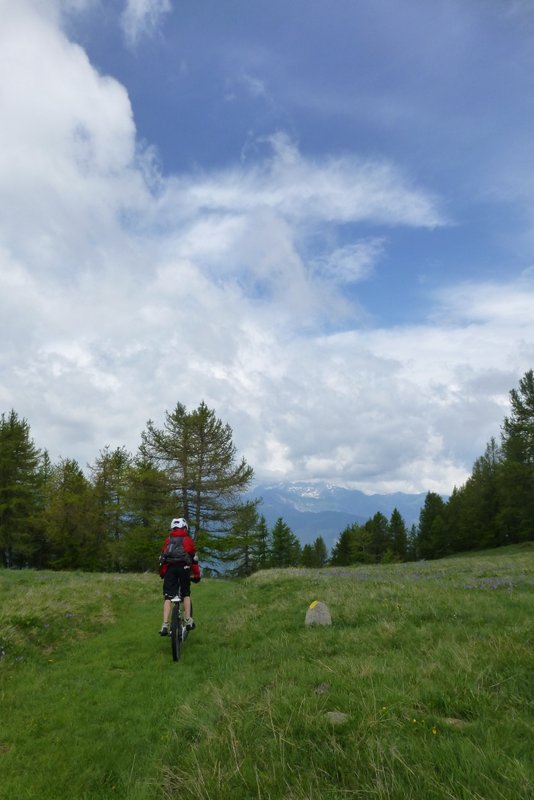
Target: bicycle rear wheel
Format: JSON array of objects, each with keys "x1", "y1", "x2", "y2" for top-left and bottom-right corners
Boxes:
[{"x1": 170, "y1": 602, "x2": 181, "y2": 662}]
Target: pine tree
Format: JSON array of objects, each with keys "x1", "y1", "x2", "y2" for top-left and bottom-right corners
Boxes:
[
  {"x1": 313, "y1": 535, "x2": 328, "y2": 567},
  {"x1": 406, "y1": 524, "x2": 418, "y2": 561},
  {"x1": 349, "y1": 524, "x2": 374, "y2": 563},
  {"x1": 220, "y1": 501, "x2": 262, "y2": 576},
  {"x1": 301, "y1": 543, "x2": 316, "y2": 567},
  {"x1": 254, "y1": 514, "x2": 271, "y2": 570},
  {"x1": 270, "y1": 518, "x2": 301, "y2": 567},
  {"x1": 330, "y1": 525, "x2": 356, "y2": 565},
  {"x1": 301, "y1": 536, "x2": 328, "y2": 568},
  {"x1": 43, "y1": 458, "x2": 94, "y2": 570},
  {"x1": 449, "y1": 439, "x2": 502, "y2": 552},
  {"x1": 388, "y1": 508, "x2": 408, "y2": 561},
  {"x1": 89, "y1": 446, "x2": 132, "y2": 570},
  {"x1": 0, "y1": 410, "x2": 42, "y2": 567},
  {"x1": 497, "y1": 370, "x2": 534, "y2": 543},
  {"x1": 365, "y1": 512, "x2": 391, "y2": 562},
  {"x1": 120, "y1": 453, "x2": 174, "y2": 571},
  {"x1": 417, "y1": 492, "x2": 447, "y2": 559}
]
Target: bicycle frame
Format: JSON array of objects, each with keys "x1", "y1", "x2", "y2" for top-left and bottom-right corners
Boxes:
[{"x1": 170, "y1": 594, "x2": 188, "y2": 662}]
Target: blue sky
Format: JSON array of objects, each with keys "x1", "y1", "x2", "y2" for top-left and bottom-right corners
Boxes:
[{"x1": 1, "y1": 0, "x2": 534, "y2": 494}]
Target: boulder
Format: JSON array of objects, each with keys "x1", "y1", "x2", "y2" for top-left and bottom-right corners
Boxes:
[{"x1": 305, "y1": 600, "x2": 332, "y2": 626}]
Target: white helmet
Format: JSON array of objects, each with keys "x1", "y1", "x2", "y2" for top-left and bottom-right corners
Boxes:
[{"x1": 170, "y1": 517, "x2": 188, "y2": 530}]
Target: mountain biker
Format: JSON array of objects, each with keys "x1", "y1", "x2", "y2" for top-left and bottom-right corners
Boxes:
[{"x1": 159, "y1": 517, "x2": 197, "y2": 636}]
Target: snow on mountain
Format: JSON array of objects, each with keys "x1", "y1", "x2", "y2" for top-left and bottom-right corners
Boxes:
[{"x1": 245, "y1": 481, "x2": 431, "y2": 550}]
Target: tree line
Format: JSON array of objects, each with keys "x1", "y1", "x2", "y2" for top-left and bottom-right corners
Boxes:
[
  {"x1": 414, "y1": 369, "x2": 534, "y2": 560},
  {"x1": 1, "y1": 371, "x2": 533, "y2": 573},
  {"x1": 0, "y1": 402, "x2": 254, "y2": 572},
  {"x1": 324, "y1": 370, "x2": 534, "y2": 566}
]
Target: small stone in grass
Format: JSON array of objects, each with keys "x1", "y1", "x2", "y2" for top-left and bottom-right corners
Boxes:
[
  {"x1": 305, "y1": 600, "x2": 332, "y2": 626},
  {"x1": 325, "y1": 711, "x2": 348, "y2": 725}
]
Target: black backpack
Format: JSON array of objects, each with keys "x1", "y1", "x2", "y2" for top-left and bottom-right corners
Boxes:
[{"x1": 164, "y1": 535, "x2": 192, "y2": 566}]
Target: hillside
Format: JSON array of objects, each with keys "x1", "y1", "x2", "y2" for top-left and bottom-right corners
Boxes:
[
  {"x1": 246, "y1": 480, "x2": 430, "y2": 546},
  {"x1": 1, "y1": 545, "x2": 532, "y2": 800}
]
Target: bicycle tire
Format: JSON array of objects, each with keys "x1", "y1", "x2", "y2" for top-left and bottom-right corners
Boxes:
[{"x1": 170, "y1": 602, "x2": 181, "y2": 662}]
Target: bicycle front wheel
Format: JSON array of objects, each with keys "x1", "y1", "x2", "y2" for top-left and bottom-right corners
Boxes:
[{"x1": 170, "y1": 603, "x2": 181, "y2": 662}]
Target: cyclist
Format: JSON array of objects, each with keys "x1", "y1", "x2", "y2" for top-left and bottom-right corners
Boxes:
[{"x1": 159, "y1": 517, "x2": 196, "y2": 636}]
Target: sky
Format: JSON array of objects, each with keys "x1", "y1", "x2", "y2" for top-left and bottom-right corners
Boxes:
[{"x1": 1, "y1": 0, "x2": 534, "y2": 495}]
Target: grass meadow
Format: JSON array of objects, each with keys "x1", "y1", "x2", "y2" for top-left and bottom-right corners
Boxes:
[{"x1": 1, "y1": 543, "x2": 533, "y2": 799}]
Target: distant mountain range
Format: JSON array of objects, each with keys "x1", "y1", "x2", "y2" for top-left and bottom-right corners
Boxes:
[{"x1": 245, "y1": 481, "x2": 430, "y2": 550}]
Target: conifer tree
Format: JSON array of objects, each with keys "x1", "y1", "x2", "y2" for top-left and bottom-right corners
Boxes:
[
  {"x1": 389, "y1": 508, "x2": 408, "y2": 560},
  {"x1": 44, "y1": 458, "x2": 94, "y2": 569},
  {"x1": 221, "y1": 501, "x2": 262, "y2": 576},
  {"x1": 140, "y1": 401, "x2": 254, "y2": 563},
  {"x1": 349, "y1": 523, "x2": 374, "y2": 564},
  {"x1": 254, "y1": 514, "x2": 271, "y2": 570},
  {"x1": 270, "y1": 517, "x2": 301, "y2": 567},
  {"x1": 313, "y1": 535, "x2": 328, "y2": 566},
  {"x1": 301, "y1": 543, "x2": 316, "y2": 567},
  {"x1": 497, "y1": 370, "x2": 534, "y2": 543},
  {"x1": 449, "y1": 439, "x2": 502, "y2": 552},
  {"x1": 121, "y1": 454, "x2": 174, "y2": 571},
  {"x1": 330, "y1": 525, "x2": 356, "y2": 565},
  {"x1": 89, "y1": 446, "x2": 132, "y2": 570},
  {"x1": 301, "y1": 535, "x2": 329, "y2": 567},
  {"x1": 0, "y1": 410, "x2": 42, "y2": 567},
  {"x1": 417, "y1": 492, "x2": 447, "y2": 559},
  {"x1": 365, "y1": 512, "x2": 391, "y2": 562}
]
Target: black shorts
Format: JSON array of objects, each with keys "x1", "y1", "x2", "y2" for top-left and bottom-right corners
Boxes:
[{"x1": 163, "y1": 563, "x2": 191, "y2": 599}]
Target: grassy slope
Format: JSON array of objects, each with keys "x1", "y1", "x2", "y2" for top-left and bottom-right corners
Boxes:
[{"x1": 1, "y1": 544, "x2": 533, "y2": 800}]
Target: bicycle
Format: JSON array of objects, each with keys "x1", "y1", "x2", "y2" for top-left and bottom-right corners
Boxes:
[{"x1": 169, "y1": 594, "x2": 189, "y2": 662}]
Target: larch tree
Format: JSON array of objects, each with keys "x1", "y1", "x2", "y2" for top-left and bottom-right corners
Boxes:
[{"x1": 140, "y1": 401, "x2": 254, "y2": 563}]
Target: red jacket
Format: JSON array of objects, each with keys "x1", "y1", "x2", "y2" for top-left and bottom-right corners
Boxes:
[
  {"x1": 160, "y1": 530, "x2": 201, "y2": 581},
  {"x1": 161, "y1": 529, "x2": 196, "y2": 560}
]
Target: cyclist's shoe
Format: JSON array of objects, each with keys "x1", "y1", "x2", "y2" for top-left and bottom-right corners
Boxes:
[
  {"x1": 159, "y1": 624, "x2": 169, "y2": 636},
  {"x1": 185, "y1": 617, "x2": 195, "y2": 631}
]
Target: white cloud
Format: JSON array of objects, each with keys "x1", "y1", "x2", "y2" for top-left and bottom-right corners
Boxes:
[
  {"x1": 165, "y1": 132, "x2": 445, "y2": 229},
  {"x1": 0, "y1": 1, "x2": 147, "y2": 278},
  {"x1": 120, "y1": 0, "x2": 172, "y2": 48},
  {"x1": 1, "y1": 2, "x2": 533, "y2": 496},
  {"x1": 312, "y1": 240, "x2": 385, "y2": 283}
]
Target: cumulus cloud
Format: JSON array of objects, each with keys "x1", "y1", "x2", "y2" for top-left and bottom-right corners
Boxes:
[
  {"x1": 0, "y1": 0, "x2": 146, "y2": 279},
  {"x1": 120, "y1": 0, "x2": 172, "y2": 48},
  {"x1": 1, "y1": 2, "x2": 533, "y2": 495}
]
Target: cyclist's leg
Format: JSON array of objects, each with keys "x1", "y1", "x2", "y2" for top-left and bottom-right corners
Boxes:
[
  {"x1": 179, "y1": 567, "x2": 194, "y2": 626},
  {"x1": 161, "y1": 565, "x2": 179, "y2": 632}
]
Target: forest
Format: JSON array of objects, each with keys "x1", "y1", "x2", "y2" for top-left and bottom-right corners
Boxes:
[{"x1": 1, "y1": 371, "x2": 533, "y2": 575}]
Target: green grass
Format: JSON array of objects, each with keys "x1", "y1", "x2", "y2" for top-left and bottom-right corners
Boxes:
[{"x1": 1, "y1": 544, "x2": 533, "y2": 799}]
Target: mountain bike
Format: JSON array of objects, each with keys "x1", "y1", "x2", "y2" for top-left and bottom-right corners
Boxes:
[{"x1": 169, "y1": 594, "x2": 188, "y2": 662}]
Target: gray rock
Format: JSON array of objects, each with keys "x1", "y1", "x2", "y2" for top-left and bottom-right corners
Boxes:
[
  {"x1": 305, "y1": 600, "x2": 332, "y2": 626},
  {"x1": 325, "y1": 711, "x2": 348, "y2": 725}
]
